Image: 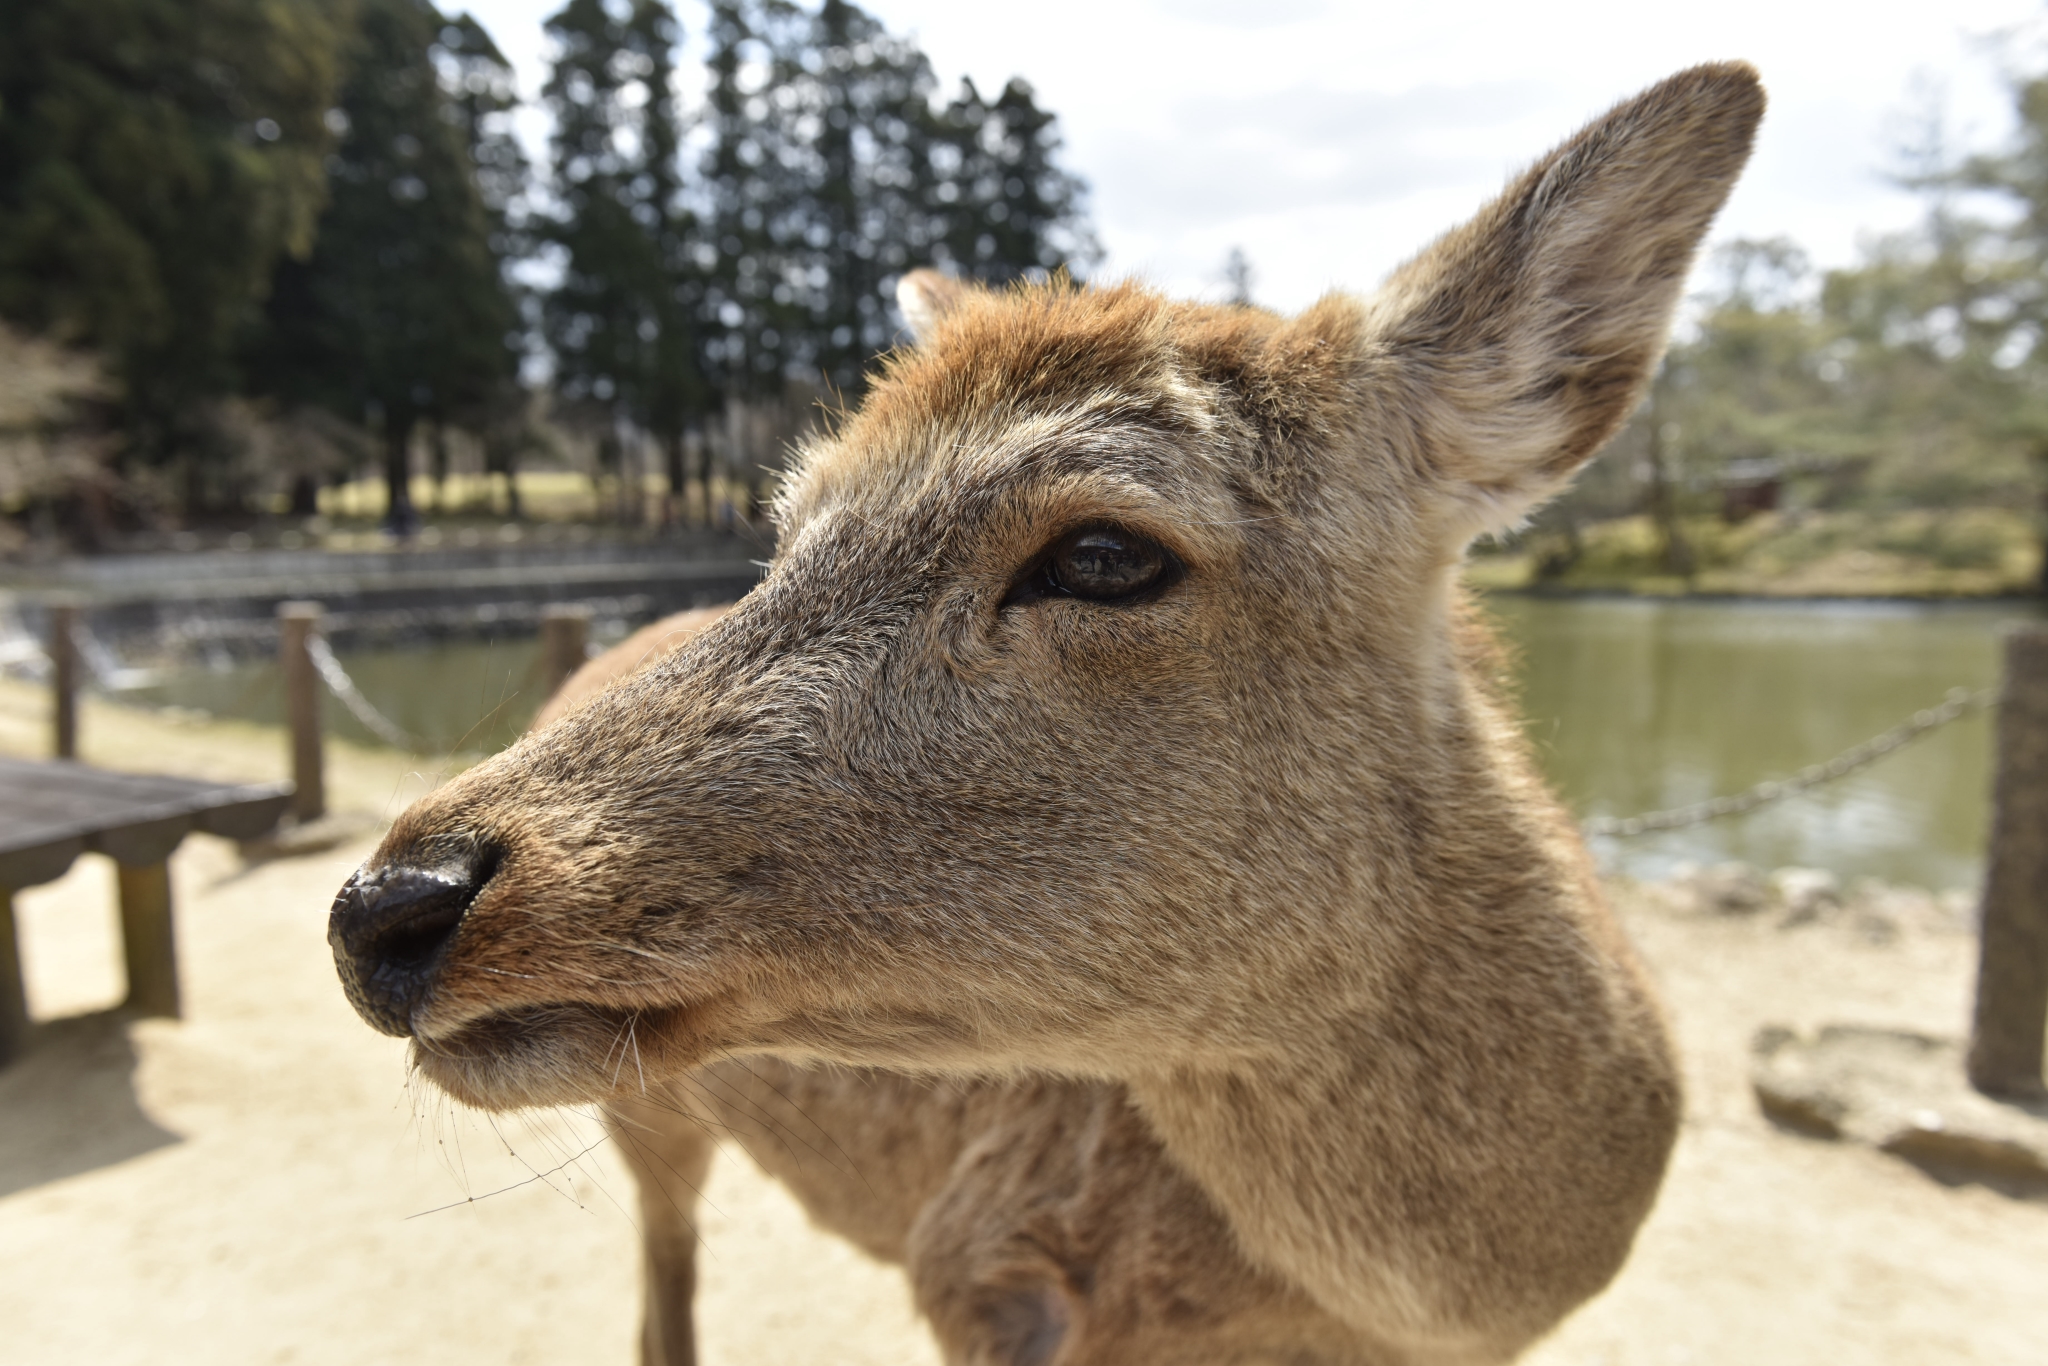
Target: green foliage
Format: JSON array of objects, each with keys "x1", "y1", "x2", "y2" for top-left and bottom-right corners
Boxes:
[
  {"x1": 695, "y1": 0, "x2": 808, "y2": 401},
  {"x1": 0, "y1": 0, "x2": 343, "y2": 459},
  {"x1": 928, "y1": 76, "x2": 1099, "y2": 285},
  {"x1": 437, "y1": 13, "x2": 527, "y2": 236},
  {"x1": 0, "y1": 0, "x2": 1101, "y2": 531},
  {"x1": 692, "y1": 0, "x2": 1099, "y2": 398},
  {"x1": 1540, "y1": 57, "x2": 2048, "y2": 593},
  {"x1": 250, "y1": 0, "x2": 521, "y2": 522},
  {"x1": 1491, "y1": 507, "x2": 2039, "y2": 597},
  {"x1": 799, "y1": 0, "x2": 943, "y2": 391},
  {"x1": 541, "y1": 0, "x2": 697, "y2": 450}
]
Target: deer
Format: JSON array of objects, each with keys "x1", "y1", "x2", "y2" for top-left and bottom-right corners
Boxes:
[{"x1": 328, "y1": 63, "x2": 1763, "y2": 1366}]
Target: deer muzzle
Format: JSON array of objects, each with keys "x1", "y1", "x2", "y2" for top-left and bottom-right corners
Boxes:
[{"x1": 328, "y1": 860, "x2": 488, "y2": 1036}]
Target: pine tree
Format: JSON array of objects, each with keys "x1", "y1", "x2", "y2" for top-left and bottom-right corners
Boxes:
[
  {"x1": 699, "y1": 3, "x2": 1098, "y2": 399},
  {"x1": 624, "y1": 0, "x2": 704, "y2": 509},
  {"x1": 624, "y1": 0, "x2": 1103, "y2": 445},
  {"x1": 696, "y1": 0, "x2": 814, "y2": 402},
  {"x1": 430, "y1": 12, "x2": 529, "y2": 508},
  {"x1": 0, "y1": 0, "x2": 342, "y2": 501},
  {"x1": 1955, "y1": 72, "x2": 2048, "y2": 590},
  {"x1": 437, "y1": 13, "x2": 527, "y2": 249},
  {"x1": 252, "y1": 0, "x2": 520, "y2": 531},
  {"x1": 795, "y1": 0, "x2": 937, "y2": 392},
  {"x1": 540, "y1": 0, "x2": 702, "y2": 518},
  {"x1": 929, "y1": 77, "x2": 1097, "y2": 286}
]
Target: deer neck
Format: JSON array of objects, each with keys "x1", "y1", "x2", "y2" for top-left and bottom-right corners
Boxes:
[{"x1": 1121, "y1": 664, "x2": 1679, "y2": 1359}]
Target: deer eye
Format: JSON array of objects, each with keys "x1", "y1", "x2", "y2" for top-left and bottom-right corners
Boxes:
[
  {"x1": 1025, "y1": 526, "x2": 1173, "y2": 604},
  {"x1": 1002, "y1": 526, "x2": 1181, "y2": 608},
  {"x1": 1051, "y1": 528, "x2": 1167, "y2": 599}
]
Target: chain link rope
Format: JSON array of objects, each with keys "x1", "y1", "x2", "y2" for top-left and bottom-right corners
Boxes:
[
  {"x1": 1580, "y1": 685, "x2": 1997, "y2": 837},
  {"x1": 305, "y1": 635, "x2": 424, "y2": 750}
]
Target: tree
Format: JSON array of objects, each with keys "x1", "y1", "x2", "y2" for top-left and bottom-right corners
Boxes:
[
  {"x1": 1221, "y1": 247, "x2": 1255, "y2": 306},
  {"x1": 540, "y1": 0, "x2": 704, "y2": 519},
  {"x1": 691, "y1": 1, "x2": 1099, "y2": 405},
  {"x1": 794, "y1": 0, "x2": 939, "y2": 391},
  {"x1": 1653, "y1": 240, "x2": 1850, "y2": 506},
  {"x1": 694, "y1": 0, "x2": 814, "y2": 403},
  {"x1": 252, "y1": 0, "x2": 521, "y2": 531},
  {"x1": 928, "y1": 76, "x2": 1099, "y2": 288},
  {"x1": 431, "y1": 12, "x2": 530, "y2": 509},
  {"x1": 1948, "y1": 70, "x2": 2048, "y2": 589},
  {"x1": 437, "y1": 12, "x2": 527, "y2": 239},
  {"x1": 627, "y1": 0, "x2": 706, "y2": 511},
  {"x1": 0, "y1": 0, "x2": 342, "y2": 503}
]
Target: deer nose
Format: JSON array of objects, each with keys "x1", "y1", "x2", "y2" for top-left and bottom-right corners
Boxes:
[{"x1": 329, "y1": 861, "x2": 483, "y2": 1036}]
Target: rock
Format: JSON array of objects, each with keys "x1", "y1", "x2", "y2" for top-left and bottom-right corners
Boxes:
[
  {"x1": 1770, "y1": 866, "x2": 1842, "y2": 927},
  {"x1": 1752, "y1": 1024, "x2": 2048, "y2": 1193},
  {"x1": 1843, "y1": 877, "x2": 1968, "y2": 942},
  {"x1": 1688, "y1": 862, "x2": 1771, "y2": 916}
]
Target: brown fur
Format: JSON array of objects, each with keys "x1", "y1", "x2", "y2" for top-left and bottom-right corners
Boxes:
[
  {"x1": 336, "y1": 65, "x2": 1765, "y2": 1366},
  {"x1": 543, "y1": 612, "x2": 1367, "y2": 1363}
]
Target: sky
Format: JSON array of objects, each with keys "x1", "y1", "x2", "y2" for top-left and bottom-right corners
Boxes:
[{"x1": 462, "y1": 0, "x2": 2046, "y2": 313}]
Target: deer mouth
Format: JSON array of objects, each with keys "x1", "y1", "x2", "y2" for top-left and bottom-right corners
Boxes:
[{"x1": 410, "y1": 1000, "x2": 695, "y2": 1111}]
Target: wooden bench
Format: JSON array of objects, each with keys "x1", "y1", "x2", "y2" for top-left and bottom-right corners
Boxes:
[{"x1": 0, "y1": 757, "x2": 291, "y2": 1065}]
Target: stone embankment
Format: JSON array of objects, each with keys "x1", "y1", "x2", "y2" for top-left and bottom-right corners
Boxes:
[{"x1": 0, "y1": 536, "x2": 770, "y2": 659}]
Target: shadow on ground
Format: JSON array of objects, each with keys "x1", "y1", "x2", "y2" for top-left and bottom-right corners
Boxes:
[{"x1": 0, "y1": 1011, "x2": 179, "y2": 1197}]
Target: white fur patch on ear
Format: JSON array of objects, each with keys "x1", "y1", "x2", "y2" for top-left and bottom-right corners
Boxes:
[
  {"x1": 898, "y1": 269, "x2": 973, "y2": 343},
  {"x1": 1368, "y1": 62, "x2": 1764, "y2": 542}
]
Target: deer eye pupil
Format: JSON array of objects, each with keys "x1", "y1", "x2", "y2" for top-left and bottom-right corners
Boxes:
[{"x1": 1050, "y1": 529, "x2": 1168, "y2": 600}]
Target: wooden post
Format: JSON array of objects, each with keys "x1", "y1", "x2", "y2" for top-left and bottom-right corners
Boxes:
[
  {"x1": 49, "y1": 602, "x2": 79, "y2": 760},
  {"x1": 279, "y1": 601, "x2": 326, "y2": 824},
  {"x1": 0, "y1": 888, "x2": 28, "y2": 1066},
  {"x1": 1968, "y1": 624, "x2": 2048, "y2": 1099},
  {"x1": 540, "y1": 604, "x2": 591, "y2": 703},
  {"x1": 117, "y1": 860, "x2": 180, "y2": 1019}
]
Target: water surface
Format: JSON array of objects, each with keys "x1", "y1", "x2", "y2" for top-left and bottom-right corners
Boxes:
[{"x1": 1486, "y1": 596, "x2": 2040, "y2": 890}]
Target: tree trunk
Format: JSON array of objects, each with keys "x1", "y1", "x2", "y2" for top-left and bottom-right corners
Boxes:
[
  {"x1": 1646, "y1": 417, "x2": 1693, "y2": 577},
  {"x1": 502, "y1": 446, "x2": 522, "y2": 520},
  {"x1": 664, "y1": 429, "x2": 686, "y2": 501},
  {"x1": 430, "y1": 421, "x2": 451, "y2": 513},
  {"x1": 384, "y1": 413, "x2": 417, "y2": 536},
  {"x1": 2036, "y1": 449, "x2": 2048, "y2": 596}
]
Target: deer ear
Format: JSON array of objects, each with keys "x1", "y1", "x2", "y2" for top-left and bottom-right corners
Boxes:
[
  {"x1": 898, "y1": 269, "x2": 977, "y2": 343},
  {"x1": 1368, "y1": 62, "x2": 1764, "y2": 537}
]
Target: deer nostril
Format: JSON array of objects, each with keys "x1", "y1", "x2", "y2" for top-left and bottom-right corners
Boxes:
[{"x1": 329, "y1": 859, "x2": 490, "y2": 1037}]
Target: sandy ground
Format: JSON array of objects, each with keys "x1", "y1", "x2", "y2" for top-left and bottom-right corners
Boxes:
[{"x1": 3, "y1": 677, "x2": 2045, "y2": 1364}]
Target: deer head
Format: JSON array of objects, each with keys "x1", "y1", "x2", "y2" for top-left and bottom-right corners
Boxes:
[
  {"x1": 332, "y1": 60, "x2": 1759, "y2": 1103},
  {"x1": 330, "y1": 62, "x2": 1761, "y2": 1352}
]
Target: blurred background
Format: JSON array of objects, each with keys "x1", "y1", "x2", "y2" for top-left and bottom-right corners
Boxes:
[
  {"x1": 6, "y1": 7, "x2": 2048, "y2": 1365},
  {"x1": 5, "y1": 0, "x2": 2048, "y2": 878}
]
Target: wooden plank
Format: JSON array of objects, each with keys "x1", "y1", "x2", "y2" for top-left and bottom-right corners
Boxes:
[
  {"x1": 540, "y1": 604, "x2": 590, "y2": 701},
  {"x1": 280, "y1": 602, "x2": 325, "y2": 823},
  {"x1": 0, "y1": 887, "x2": 27, "y2": 1066},
  {"x1": 0, "y1": 757, "x2": 289, "y2": 890},
  {"x1": 117, "y1": 861, "x2": 180, "y2": 1019},
  {"x1": 49, "y1": 602, "x2": 78, "y2": 759}
]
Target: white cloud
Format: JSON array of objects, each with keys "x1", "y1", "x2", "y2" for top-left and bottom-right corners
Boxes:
[{"x1": 460, "y1": 0, "x2": 2043, "y2": 311}]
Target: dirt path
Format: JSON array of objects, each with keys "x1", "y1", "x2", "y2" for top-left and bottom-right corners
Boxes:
[{"x1": 2, "y1": 680, "x2": 2043, "y2": 1363}]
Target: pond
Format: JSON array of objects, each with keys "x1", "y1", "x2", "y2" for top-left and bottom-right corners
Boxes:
[
  {"x1": 1485, "y1": 595, "x2": 2040, "y2": 891},
  {"x1": 122, "y1": 595, "x2": 2043, "y2": 893}
]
